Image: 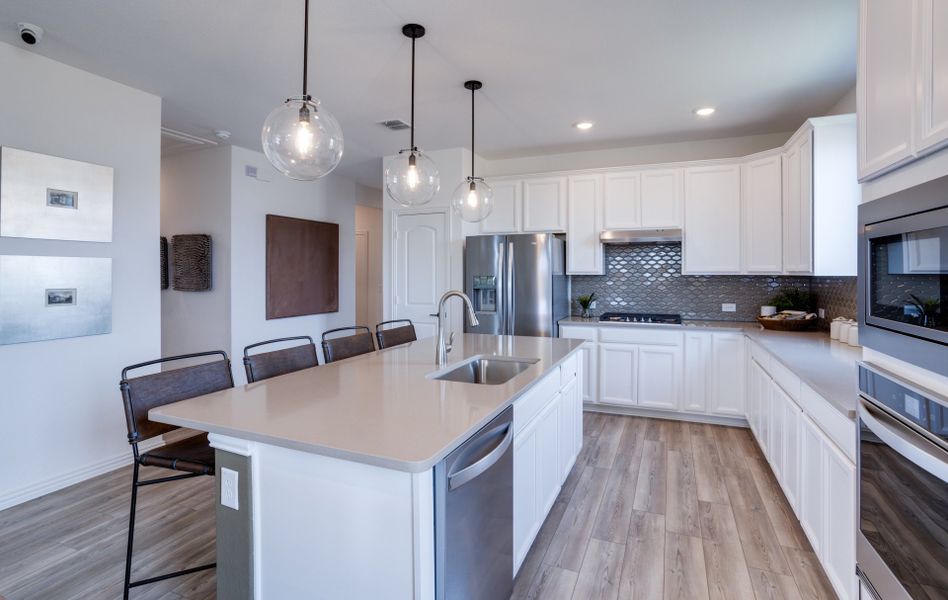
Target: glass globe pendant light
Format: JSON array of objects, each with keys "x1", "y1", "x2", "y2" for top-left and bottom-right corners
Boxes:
[
  {"x1": 384, "y1": 24, "x2": 440, "y2": 206},
  {"x1": 451, "y1": 80, "x2": 493, "y2": 222},
  {"x1": 261, "y1": 0, "x2": 343, "y2": 180}
]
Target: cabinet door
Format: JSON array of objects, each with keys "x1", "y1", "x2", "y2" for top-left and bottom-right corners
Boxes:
[
  {"x1": 567, "y1": 174, "x2": 604, "y2": 274},
  {"x1": 683, "y1": 331, "x2": 710, "y2": 413},
  {"x1": 640, "y1": 168, "x2": 682, "y2": 228},
  {"x1": 683, "y1": 165, "x2": 742, "y2": 274},
  {"x1": 917, "y1": 0, "x2": 948, "y2": 154},
  {"x1": 599, "y1": 343, "x2": 637, "y2": 406},
  {"x1": 513, "y1": 418, "x2": 539, "y2": 572},
  {"x1": 481, "y1": 180, "x2": 521, "y2": 233},
  {"x1": 823, "y1": 438, "x2": 857, "y2": 600},
  {"x1": 536, "y1": 399, "x2": 561, "y2": 519},
  {"x1": 799, "y1": 414, "x2": 825, "y2": 555},
  {"x1": 858, "y1": 0, "x2": 916, "y2": 179},
  {"x1": 709, "y1": 332, "x2": 745, "y2": 416},
  {"x1": 603, "y1": 171, "x2": 641, "y2": 229},
  {"x1": 746, "y1": 359, "x2": 763, "y2": 440},
  {"x1": 781, "y1": 397, "x2": 801, "y2": 513},
  {"x1": 523, "y1": 176, "x2": 567, "y2": 232},
  {"x1": 768, "y1": 381, "x2": 785, "y2": 481},
  {"x1": 757, "y1": 365, "x2": 771, "y2": 457},
  {"x1": 559, "y1": 379, "x2": 579, "y2": 479},
  {"x1": 635, "y1": 343, "x2": 682, "y2": 411},
  {"x1": 783, "y1": 132, "x2": 813, "y2": 273},
  {"x1": 577, "y1": 342, "x2": 598, "y2": 404},
  {"x1": 742, "y1": 155, "x2": 783, "y2": 273}
]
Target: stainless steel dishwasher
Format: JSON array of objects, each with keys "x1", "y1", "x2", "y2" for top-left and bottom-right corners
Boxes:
[{"x1": 434, "y1": 405, "x2": 514, "y2": 600}]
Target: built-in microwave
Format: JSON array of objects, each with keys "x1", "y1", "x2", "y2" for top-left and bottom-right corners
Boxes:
[{"x1": 858, "y1": 174, "x2": 948, "y2": 377}]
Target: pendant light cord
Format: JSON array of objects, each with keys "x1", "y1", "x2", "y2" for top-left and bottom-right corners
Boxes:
[
  {"x1": 470, "y1": 85, "x2": 475, "y2": 177},
  {"x1": 302, "y1": 0, "x2": 309, "y2": 97},
  {"x1": 410, "y1": 35, "x2": 416, "y2": 152}
]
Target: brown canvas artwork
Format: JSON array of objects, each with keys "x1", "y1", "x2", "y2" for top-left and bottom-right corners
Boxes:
[{"x1": 266, "y1": 214, "x2": 339, "y2": 319}]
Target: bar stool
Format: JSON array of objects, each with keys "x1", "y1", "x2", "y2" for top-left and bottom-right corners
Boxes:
[
  {"x1": 119, "y1": 350, "x2": 234, "y2": 599},
  {"x1": 375, "y1": 319, "x2": 417, "y2": 349},
  {"x1": 321, "y1": 326, "x2": 376, "y2": 363},
  {"x1": 243, "y1": 335, "x2": 319, "y2": 383}
]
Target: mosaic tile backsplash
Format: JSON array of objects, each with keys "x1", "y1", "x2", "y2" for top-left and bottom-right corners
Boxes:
[{"x1": 571, "y1": 244, "x2": 857, "y2": 329}]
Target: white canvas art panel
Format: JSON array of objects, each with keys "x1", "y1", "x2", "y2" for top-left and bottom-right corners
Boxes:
[
  {"x1": 0, "y1": 147, "x2": 114, "y2": 242},
  {"x1": 0, "y1": 256, "x2": 112, "y2": 345}
]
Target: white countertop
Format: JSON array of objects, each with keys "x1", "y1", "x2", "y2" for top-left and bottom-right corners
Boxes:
[
  {"x1": 560, "y1": 317, "x2": 860, "y2": 418},
  {"x1": 149, "y1": 334, "x2": 583, "y2": 473}
]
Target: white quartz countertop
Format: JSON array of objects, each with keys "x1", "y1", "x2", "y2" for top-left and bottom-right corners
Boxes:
[
  {"x1": 149, "y1": 334, "x2": 583, "y2": 473},
  {"x1": 559, "y1": 317, "x2": 860, "y2": 419}
]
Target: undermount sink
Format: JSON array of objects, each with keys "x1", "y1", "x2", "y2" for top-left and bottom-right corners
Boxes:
[{"x1": 431, "y1": 356, "x2": 539, "y2": 385}]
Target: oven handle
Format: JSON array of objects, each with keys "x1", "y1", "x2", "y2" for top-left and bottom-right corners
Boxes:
[{"x1": 860, "y1": 398, "x2": 948, "y2": 484}]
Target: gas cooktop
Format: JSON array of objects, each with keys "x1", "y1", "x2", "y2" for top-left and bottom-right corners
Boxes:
[{"x1": 598, "y1": 312, "x2": 682, "y2": 325}]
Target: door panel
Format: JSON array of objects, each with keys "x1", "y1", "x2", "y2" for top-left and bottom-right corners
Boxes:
[
  {"x1": 394, "y1": 211, "x2": 448, "y2": 339},
  {"x1": 509, "y1": 234, "x2": 553, "y2": 337},
  {"x1": 481, "y1": 180, "x2": 521, "y2": 234},
  {"x1": 636, "y1": 344, "x2": 681, "y2": 411},
  {"x1": 522, "y1": 177, "x2": 567, "y2": 232},
  {"x1": 742, "y1": 155, "x2": 783, "y2": 273},
  {"x1": 640, "y1": 168, "x2": 682, "y2": 228},
  {"x1": 599, "y1": 343, "x2": 637, "y2": 406},
  {"x1": 603, "y1": 171, "x2": 641, "y2": 229},
  {"x1": 465, "y1": 235, "x2": 506, "y2": 335},
  {"x1": 683, "y1": 165, "x2": 742, "y2": 273}
]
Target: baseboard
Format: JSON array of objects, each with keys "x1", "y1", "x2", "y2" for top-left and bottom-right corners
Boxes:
[
  {"x1": 583, "y1": 402, "x2": 749, "y2": 428},
  {"x1": 0, "y1": 437, "x2": 164, "y2": 512}
]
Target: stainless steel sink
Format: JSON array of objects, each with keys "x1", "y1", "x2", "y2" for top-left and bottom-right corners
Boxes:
[{"x1": 432, "y1": 356, "x2": 539, "y2": 385}]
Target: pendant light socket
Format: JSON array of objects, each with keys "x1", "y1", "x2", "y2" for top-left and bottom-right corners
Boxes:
[
  {"x1": 402, "y1": 24, "x2": 426, "y2": 39},
  {"x1": 463, "y1": 80, "x2": 483, "y2": 92}
]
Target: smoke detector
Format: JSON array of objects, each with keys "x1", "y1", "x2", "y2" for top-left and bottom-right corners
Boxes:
[{"x1": 214, "y1": 130, "x2": 232, "y2": 141}]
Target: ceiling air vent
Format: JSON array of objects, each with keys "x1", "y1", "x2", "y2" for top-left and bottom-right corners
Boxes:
[{"x1": 379, "y1": 119, "x2": 411, "y2": 131}]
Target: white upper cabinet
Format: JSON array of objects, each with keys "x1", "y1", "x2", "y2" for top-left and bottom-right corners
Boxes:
[
  {"x1": 480, "y1": 179, "x2": 521, "y2": 234},
  {"x1": 522, "y1": 176, "x2": 567, "y2": 232},
  {"x1": 567, "y1": 174, "x2": 604, "y2": 275},
  {"x1": 783, "y1": 130, "x2": 814, "y2": 273},
  {"x1": 858, "y1": 0, "x2": 916, "y2": 179},
  {"x1": 603, "y1": 171, "x2": 642, "y2": 229},
  {"x1": 603, "y1": 168, "x2": 682, "y2": 230},
  {"x1": 916, "y1": 0, "x2": 948, "y2": 154},
  {"x1": 682, "y1": 164, "x2": 742, "y2": 274},
  {"x1": 742, "y1": 154, "x2": 784, "y2": 273},
  {"x1": 640, "y1": 168, "x2": 683, "y2": 228}
]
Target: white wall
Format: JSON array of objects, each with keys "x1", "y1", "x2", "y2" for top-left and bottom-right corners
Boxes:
[
  {"x1": 0, "y1": 42, "x2": 162, "y2": 509},
  {"x1": 229, "y1": 146, "x2": 357, "y2": 381},
  {"x1": 480, "y1": 131, "x2": 793, "y2": 177},
  {"x1": 825, "y1": 86, "x2": 857, "y2": 116},
  {"x1": 160, "y1": 146, "x2": 232, "y2": 359}
]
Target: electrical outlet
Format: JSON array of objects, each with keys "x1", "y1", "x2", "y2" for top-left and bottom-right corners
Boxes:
[
  {"x1": 244, "y1": 165, "x2": 257, "y2": 178},
  {"x1": 818, "y1": 308, "x2": 825, "y2": 319},
  {"x1": 721, "y1": 303, "x2": 736, "y2": 313},
  {"x1": 221, "y1": 467, "x2": 239, "y2": 510}
]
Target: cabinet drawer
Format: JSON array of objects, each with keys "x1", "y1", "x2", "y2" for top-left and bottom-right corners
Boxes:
[
  {"x1": 514, "y1": 370, "x2": 561, "y2": 435},
  {"x1": 800, "y1": 383, "x2": 856, "y2": 461},
  {"x1": 748, "y1": 340, "x2": 770, "y2": 371},
  {"x1": 559, "y1": 325, "x2": 598, "y2": 342},
  {"x1": 560, "y1": 353, "x2": 578, "y2": 386},
  {"x1": 599, "y1": 327, "x2": 682, "y2": 346},
  {"x1": 768, "y1": 358, "x2": 801, "y2": 403}
]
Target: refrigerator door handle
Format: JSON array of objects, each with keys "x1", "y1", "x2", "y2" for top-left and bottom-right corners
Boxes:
[
  {"x1": 498, "y1": 240, "x2": 506, "y2": 335},
  {"x1": 507, "y1": 241, "x2": 515, "y2": 335}
]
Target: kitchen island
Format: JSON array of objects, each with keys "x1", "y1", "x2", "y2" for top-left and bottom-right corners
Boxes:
[{"x1": 149, "y1": 333, "x2": 584, "y2": 600}]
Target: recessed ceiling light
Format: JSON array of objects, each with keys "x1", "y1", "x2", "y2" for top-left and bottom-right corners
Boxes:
[
  {"x1": 693, "y1": 107, "x2": 716, "y2": 116},
  {"x1": 574, "y1": 121, "x2": 594, "y2": 130}
]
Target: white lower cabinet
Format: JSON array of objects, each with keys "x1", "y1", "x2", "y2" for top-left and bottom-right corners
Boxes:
[
  {"x1": 709, "y1": 332, "x2": 745, "y2": 416},
  {"x1": 683, "y1": 331, "x2": 711, "y2": 413},
  {"x1": 513, "y1": 356, "x2": 582, "y2": 574},
  {"x1": 748, "y1": 350, "x2": 857, "y2": 600},
  {"x1": 599, "y1": 343, "x2": 637, "y2": 406},
  {"x1": 635, "y1": 344, "x2": 682, "y2": 410}
]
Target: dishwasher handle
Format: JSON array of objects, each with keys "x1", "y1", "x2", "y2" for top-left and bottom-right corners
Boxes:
[{"x1": 448, "y1": 422, "x2": 513, "y2": 491}]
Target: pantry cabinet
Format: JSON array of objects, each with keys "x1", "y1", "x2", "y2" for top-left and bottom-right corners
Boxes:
[
  {"x1": 566, "y1": 174, "x2": 604, "y2": 274},
  {"x1": 682, "y1": 164, "x2": 742, "y2": 274},
  {"x1": 742, "y1": 153, "x2": 784, "y2": 273},
  {"x1": 522, "y1": 176, "x2": 567, "y2": 232}
]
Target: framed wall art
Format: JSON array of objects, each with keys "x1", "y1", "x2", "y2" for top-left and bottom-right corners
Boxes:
[
  {"x1": 266, "y1": 214, "x2": 338, "y2": 319},
  {"x1": 171, "y1": 234, "x2": 211, "y2": 291},
  {"x1": 0, "y1": 146, "x2": 114, "y2": 242},
  {"x1": 0, "y1": 255, "x2": 113, "y2": 345}
]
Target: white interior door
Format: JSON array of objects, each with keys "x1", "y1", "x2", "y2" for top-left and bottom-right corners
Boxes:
[
  {"x1": 393, "y1": 210, "x2": 448, "y2": 340},
  {"x1": 355, "y1": 231, "x2": 369, "y2": 327}
]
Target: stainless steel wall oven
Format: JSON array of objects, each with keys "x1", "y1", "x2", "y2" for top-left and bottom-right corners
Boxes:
[
  {"x1": 857, "y1": 362, "x2": 948, "y2": 599},
  {"x1": 858, "y1": 174, "x2": 948, "y2": 377}
]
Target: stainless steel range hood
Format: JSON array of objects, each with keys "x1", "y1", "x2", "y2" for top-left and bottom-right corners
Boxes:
[{"x1": 600, "y1": 228, "x2": 682, "y2": 244}]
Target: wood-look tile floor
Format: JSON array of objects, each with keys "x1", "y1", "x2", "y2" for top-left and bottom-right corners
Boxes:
[
  {"x1": 0, "y1": 414, "x2": 836, "y2": 600},
  {"x1": 512, "y1": 413, "x2": 838, "y2": 600}
]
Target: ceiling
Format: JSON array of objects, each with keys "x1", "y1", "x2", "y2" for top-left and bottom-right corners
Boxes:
[{"x1": 0, "y1": 1, "x2": 857, "y2": 188}]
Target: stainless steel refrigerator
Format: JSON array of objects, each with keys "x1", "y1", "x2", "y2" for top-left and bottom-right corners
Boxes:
[{"x1": 464, "y1": 234, "x2": 569, "y2": 337}]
